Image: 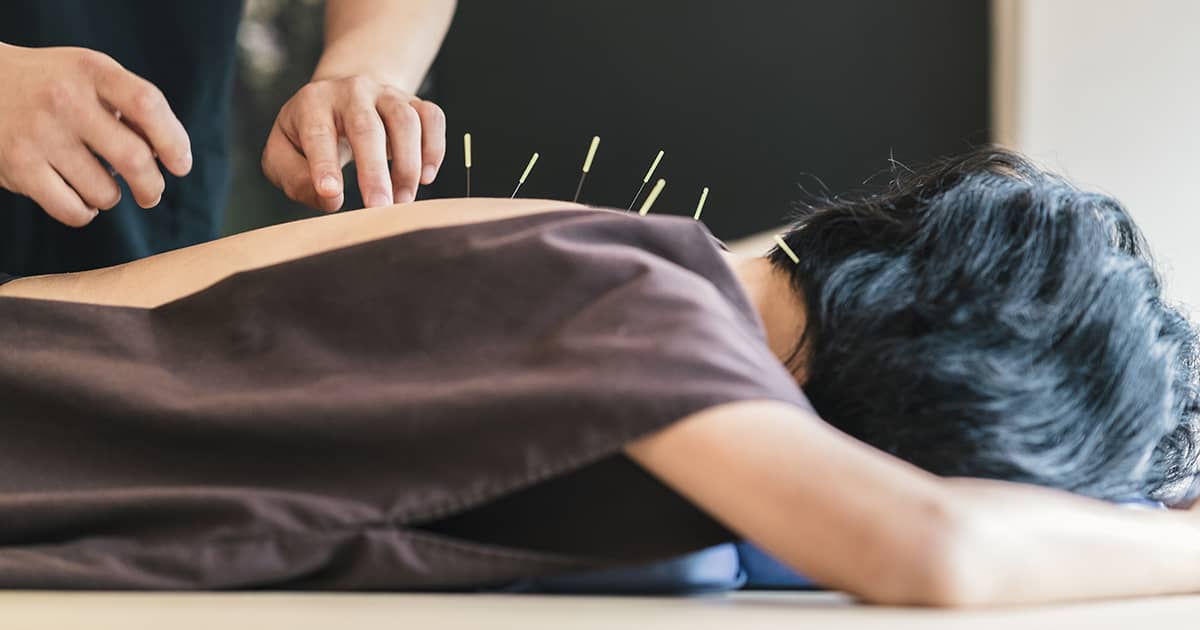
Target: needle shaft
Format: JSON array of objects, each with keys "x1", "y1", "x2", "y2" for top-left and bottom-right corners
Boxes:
[
  {"x1": 628, "y1": 150, "x2": 665, "y2": 210},
  {"x1": 511, "y1": 152, "x2": 539, "y2": 198}
]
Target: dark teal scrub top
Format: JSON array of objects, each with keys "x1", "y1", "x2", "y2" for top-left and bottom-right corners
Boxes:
[{"x1": 0, "y1": 0, "x2": 244, "y2": 275}]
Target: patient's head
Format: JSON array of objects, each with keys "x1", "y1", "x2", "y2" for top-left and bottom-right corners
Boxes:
[{"x1": 769, "y1": 146, "x2": 1200, "y2": 503}]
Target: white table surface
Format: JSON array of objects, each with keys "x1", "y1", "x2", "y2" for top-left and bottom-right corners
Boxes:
[{"x1": 2, "y1": 590, "x2": 1196, "y2": 629}]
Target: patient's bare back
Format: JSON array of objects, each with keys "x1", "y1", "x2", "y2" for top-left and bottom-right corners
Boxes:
[{"x1": 0, "y1": 198, "x2": 586, "y2": 308}]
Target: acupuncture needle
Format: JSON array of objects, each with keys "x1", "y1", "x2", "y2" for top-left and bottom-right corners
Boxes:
[
  {"x1": 774, "y1": 234, "x2": 800, "y2": 264},
  {"x1": 511, "y1": 152, "x2": 539, "y2": 198},
  {"x1": 638, "y1": 178, "x2": 666, "y2": 216},
  {"x1": 628, "y1": 150, "x2": 665, "y2": 211},
  {"x1": 573, "y1": 136, "x2": 601, "y2": 203},
  {"x1": 694, "y1": 187, "x2": 709, "y2": 220},
  {"x1": 463, "y1": 132, "x2": 472, "y2": 197}
]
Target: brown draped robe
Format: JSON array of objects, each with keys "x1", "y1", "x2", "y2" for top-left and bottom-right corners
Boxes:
[{"x1": 0, "y1": 210, "x2": 810, "y2": 589}]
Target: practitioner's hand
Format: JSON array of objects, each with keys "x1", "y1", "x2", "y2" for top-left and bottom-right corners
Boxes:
[
  {"x1": 0, "y1": 44, "x2": 192, "y2": 227},
  {"x1": 261, "y1": 75, "x2": 446, "y2": 212}
]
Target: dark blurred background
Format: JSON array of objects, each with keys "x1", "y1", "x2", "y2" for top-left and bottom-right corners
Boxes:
[{"x1": 227, "y1": 0, "x2": 990, "y2": 243}]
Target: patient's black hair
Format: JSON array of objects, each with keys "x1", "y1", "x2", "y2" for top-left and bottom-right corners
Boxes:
[{"x1": 769, "y1": 146, "x2": 1200, "y2": 503}]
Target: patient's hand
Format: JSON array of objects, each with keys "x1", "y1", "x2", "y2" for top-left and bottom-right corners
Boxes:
[
  {"x1": 0, "y1": 44, "x2": 192, "y2": 227},
  {"x1": 261, "y1": 75, "x2": 446, "y2": 213}
]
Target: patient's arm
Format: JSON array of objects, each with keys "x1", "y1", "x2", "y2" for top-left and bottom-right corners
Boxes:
[
  {"x1": 0, "y1": 198, "x2": 585, "y2": 308},
  {"x1": 626, "y1": 400, "x2": 1200, "y2": 607}
]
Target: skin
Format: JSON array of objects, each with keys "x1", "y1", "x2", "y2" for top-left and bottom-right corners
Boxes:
[
  {"x1": 0, "y1": 43, "x2": 192, "y2": 226},
  {"x1": 0, "y1": 0, "x2": 455, "y2": 228},
  {"x1": 2, "y1": 198, "x2": 1200, "y2": 607},
  {"x1": 262, "y1": 0, "x2": 456, "y2": 211}
]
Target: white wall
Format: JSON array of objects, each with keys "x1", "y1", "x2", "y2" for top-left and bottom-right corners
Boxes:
[{"x1": 997, "y1": 0, "x2": 1200, "y2": 313}]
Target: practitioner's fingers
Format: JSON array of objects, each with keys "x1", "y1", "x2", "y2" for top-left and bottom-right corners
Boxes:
[
  {"x1": 263, "y1": 81, "x2": 346, "y2": 213},
  {"x1": 291, "y1": 93, "x2": 345, "y2": 209},
  {"x1": 378, "y1": 92, "x2": 422, "y2": 204},
  {"x1": 341, "y1": 86, "x2": 393, "y2": 208},
  {"x1": 410, "y1": 99, "x2": 446, "y2": 187},
  {"x1": 79, "y1": 107, "x2": 166, "y2": 208},
  {"x1": 262, "y1": 123, "x2": 342, "y2": 212},
  {"x1": 89, "y1": 53, "x2": 192, "y2": 177},
  {"x1": 49, "y1": 144, "x2": 122, "y2": 211},
  {"x1": 0, "y1": 46, "x2": 192, "y2": 227},
  {"x1": 267, "y1": 75, "x2": 447, "y2": 210},
  {"x1": 22, "y1": 163, "x2": 98, "y2": 227}
]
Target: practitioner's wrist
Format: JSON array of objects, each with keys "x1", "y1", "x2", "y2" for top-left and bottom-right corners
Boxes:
[{"x1": 312, "y1": 38, "x2": 419, "y2": 95}]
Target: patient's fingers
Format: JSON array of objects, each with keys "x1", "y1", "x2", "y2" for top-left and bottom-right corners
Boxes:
[
  {"x1": 410, "y1": 99, "x2": 446, "y2": 187},
  {"x1": 380, "y1": 93, "x2": 422, "y2": 204}
]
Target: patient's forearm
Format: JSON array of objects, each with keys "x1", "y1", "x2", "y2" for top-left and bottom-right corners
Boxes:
[
  {"x1": 627, "y1": 401, "x2": 969, "y2": 605},
  {"x1": 628, "y1": 401, "x2": 1200, "y2": 607},
  {"x1": 936, "y1": 478, "x2": 1200, "y2": 606}
]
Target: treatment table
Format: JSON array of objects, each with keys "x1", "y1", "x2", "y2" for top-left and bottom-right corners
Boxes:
[{"x1": 4, "y1": 590, "x2": 1198, "y2": 629}]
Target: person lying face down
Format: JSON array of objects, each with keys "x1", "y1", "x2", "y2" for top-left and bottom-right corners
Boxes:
[
  {"x1": 0, "y1": 147, "x2": 1197, "y2": 606},
  {"x1": 767, "y1": 148, "x2": 1200, "y2": 505}
]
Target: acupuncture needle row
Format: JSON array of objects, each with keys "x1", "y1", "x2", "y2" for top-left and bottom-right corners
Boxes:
[
  {"x1": 459, "y1": 132, "x2": 794, "y2": 262},
  {"x1": 462, "y1": 133, "x2": 704, "y2": 217}
]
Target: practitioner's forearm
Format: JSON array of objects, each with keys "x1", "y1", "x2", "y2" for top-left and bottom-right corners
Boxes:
[{"x1": 314, "y1": 0, "x2": 456, "y2": 93}]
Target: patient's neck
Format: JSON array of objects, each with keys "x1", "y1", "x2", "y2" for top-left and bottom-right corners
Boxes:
[{"x1": 723, "y1": 253, "x2": 809, "y2": 381}]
